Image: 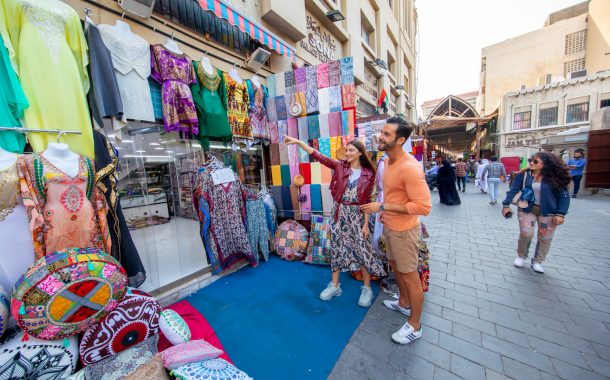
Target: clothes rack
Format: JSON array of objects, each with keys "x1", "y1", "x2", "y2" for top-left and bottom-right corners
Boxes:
[{"x1": 0, "y1": 126, "x2": 83, "y2": 135}]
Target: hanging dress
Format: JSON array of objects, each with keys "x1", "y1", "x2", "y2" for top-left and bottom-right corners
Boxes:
[
  {"x1": 191, "y1": 63, "x2": 233, "y2": 150},
  {"x1": 151, "y1": 45, "x2": 198, "y2": 134},
  {"x1": 17, "y1": 153, "x2": 112, "y2": 260},
  {"x1": 246, "y1": 80, "x2": 270, "y2": 144},
  {"x1": 0, "y1": 0, "x2": 94, "y2": 157},
  {"x1": 223, "y1": 73, "x2": 252, "y2": 147},
  {"x1": 0, "y1": 42, "x2": 28, "y2": 153},
  {"x1": 0, "y1": 155, "x2": 35, "y2": 292}
]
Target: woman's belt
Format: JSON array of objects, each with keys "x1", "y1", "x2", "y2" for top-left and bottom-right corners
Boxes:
[{"x1": 334, "y1": 200, "x2": 359, "y2": 222}]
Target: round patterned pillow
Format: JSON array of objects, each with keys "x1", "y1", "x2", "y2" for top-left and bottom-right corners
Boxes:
[
  {"x1": 159, "y1": 309, "x2": 191, "y2": 345},
  {"x1": 79, "y1": 288, "x2": 161, "y2": 366},
  {"x1": 0, "y1": 324, "x2": 78, "y2": 379},
  {"x1": 0, "y1": 285, "x2": 9, "y2": 336},
  {"x1": 274, "y1": 220, "x2": 309, "y2": 261},
  {"x1": 170, "y1": 358, "x2": 252, "y2": 380},
  {"x1": 11, "y1": 247, "x2": 128, "y2": 340}
]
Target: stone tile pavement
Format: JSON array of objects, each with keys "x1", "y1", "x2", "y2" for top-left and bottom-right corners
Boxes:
[{"x1": 328, "y1": 182, "x2": 610, "y2": 380}]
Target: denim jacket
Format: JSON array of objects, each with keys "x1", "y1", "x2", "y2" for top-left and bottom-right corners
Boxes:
[{"x1": 502, "y1": 171, "x2": 570, "y2": 216}]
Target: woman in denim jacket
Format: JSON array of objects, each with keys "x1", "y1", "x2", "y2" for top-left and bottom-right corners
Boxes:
[{"x1": 501, "y1": 152, "x2": 571, "y2": 273}]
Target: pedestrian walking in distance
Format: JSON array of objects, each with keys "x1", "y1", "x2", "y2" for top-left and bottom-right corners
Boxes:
[
  {"x1": 482, "y1": 156, "x2": 507, "y2": 205},
  {"x1": 455, "y1": 158, "x2": 468, "y2": 192},
  {"x1": 437, "y1": 159, "x2": 461, "y2": 205},
  {"x1": 566, "y1": 150, "x2": 586, "y2": 198},
  {"x1": 360, "y1": 116, "x2": 431, "y2": 345},
  {"x1": 476, "y1": 159, "x2": 489, "y2": 194},
  {"x1": 501, "y1": 152, "x2": 571, "y2": 273},
  {"x1": 282, "y1": 135, "x2": 386, "y2": 307}
]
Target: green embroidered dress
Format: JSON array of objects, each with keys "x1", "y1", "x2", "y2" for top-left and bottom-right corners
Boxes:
[{"x1": 191, "y1": 62, "x2": 233, "y2": 150}]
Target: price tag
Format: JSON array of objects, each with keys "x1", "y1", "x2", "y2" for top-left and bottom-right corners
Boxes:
[{"x1": 211, "y1": 168, "x2": 235, "y2": 185}]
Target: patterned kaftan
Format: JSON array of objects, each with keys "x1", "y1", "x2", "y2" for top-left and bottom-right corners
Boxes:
[
  {"x1": 247, "y1": 82, "x2": 270, "y2": 142},
  {"x1": 246, "y1": 198, "x2": 269, "y2": 263},
  {"x1": 329, "y1": 178, "x2": 386, "y2": 276},
  {"x1": 17, "y1": 154, "x2": 111, "y2": 260},
  {"x1": 223, "y1": 73, "x2": 251, "y2": 140}
]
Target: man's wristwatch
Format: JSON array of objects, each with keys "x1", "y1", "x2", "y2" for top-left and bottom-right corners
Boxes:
[{"x1": 379, "y1": 204, "x2": 386, "y2": 212}]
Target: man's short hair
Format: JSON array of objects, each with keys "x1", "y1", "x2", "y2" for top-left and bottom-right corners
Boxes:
[
  {"x1": 386, "y1": 116, "x2": 413, "y2": 145},
  {"x1": 491, "y1": 156, "x2": 498, "y2": 161},
  {"x1": 458, "y1": 157, "x2": 463, "y2": 161}
]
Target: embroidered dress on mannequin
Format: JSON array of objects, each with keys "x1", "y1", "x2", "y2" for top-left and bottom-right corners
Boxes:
[
  {"x1": 17, "y1": 154, "x2": 112, "y2": 260},
  {"x1": 0, "y1": 155, "x2": 35, "y2": 291},
  {"x1": 246, "y1": 79, "x2": 270, "y2": 144},
  {"x1": 224, "y1": 73, "x2": 253, "y2": 149},
  {"x1": 191, "y1": 62, "x2": 232, "y2": 150},
  {"x1": 99, "y1": 23, "x2": 155, "y2": 141},
  {"x1": 151, "y1": 45, "x2": 198, "y2": 134},
  {"x1": 0, "y1": 0, "x2": 94, "y2": 157}
]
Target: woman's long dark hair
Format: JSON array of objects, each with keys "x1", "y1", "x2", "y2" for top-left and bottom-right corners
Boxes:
[
  {"x1": 516, "y1": 152, "x2": 571, "y2": 192},
  {"x1": 347, "y1": 140, "x2": 376, "y2": 177}
]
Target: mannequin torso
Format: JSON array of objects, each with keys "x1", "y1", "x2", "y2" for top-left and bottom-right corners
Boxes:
[
  {"x1": 164, "y1": 39, "x2": 183, "y2": 55},
  {"x1": 200, "y1": 57, "x2": 214, "y2": 75},
  {"x1": 229, "y1": 68, "x2": 242, "y2": 84},
  {"x1": 111, "y1": 20, "x2": 137, "y2": 39},
  {"x1": 0, "y1": 147, "x2": 17, "y2": 170},
  {"x1": 42, "y1": 143, "x2": 80, "y2": 178},
  {"x1": 251, "y1": 76, "x2": 261, "y2": 88}
]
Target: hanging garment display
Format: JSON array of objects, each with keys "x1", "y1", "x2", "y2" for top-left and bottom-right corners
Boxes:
[
  {"x1": 305, "y1": 89, "x2": 319, "y2": 115},
  {"x1": 297, "y1": 117, "x2": 309, "y2": 141},
  {"x1": 0, "y1": 0, "x2": 95, "y2": 157},
  {"x1": 318, "y1": 87, "x2": 330, "y2": 115},
  {"x1": 151, "y1": 45, "x2": 198, "y2": 134},
  {"x1": 192, "y1": 185, "x2": 222, "y2": 275},
  {"x1": 318, "y1": 114, "x2": 330, "y2": 139},
  {"x1": 287, "y1": 118, "x2": 298, "y2": 139},
  {"x1": 269, "y1": 121, "x2": 279, "y2": 143},
  {"x1": 0, "y1": 155, "x2": 35, "y2": 292},
  {"x1": 85, "y1": 22, "x2": 124, "y2": 131},
  {"x1": 328, "y1": 60, "x2": 341, "y2": 87},
  {"x1": 316, "y1": 62, "x2": 329, "y2": 89},
  {"x1": 192, "y1": 63, "x2": 232, "y2": 150},
  {"x1": 328, "y1": 112, "x2": 341, "y2": 137},
  {"x1": 341, "y1": 83, "x2": 355, "y2": 109},
  {"x1": 275, "y1": 96, "x2": 287, "y2": 120},
  {"x1": 341, "y1": 110, "x2": 355, "y2": 136},
  {"x1": 295, "y1": 67, "x2": 307, "y2": 92},
  {"x1": 270, "y1": 144, "x2": 280, "y2": 166},
  {"x1": 17, "y1": 153, "x2": 112, "y2": 260},
  {"x1": 308, "y1": 115, "x2": 320, "y2": 140},
  {"x1": 246, "y1": 79, "x2": 270, "y2": 143},
  {"x1": 275, "y1": 72, "x2": 285, "y2": 97},
  {"x1": 265, "y1": 97, "x2": 277, "y2": 122},
  {"x1": 340, "y1": 57, "x2": 354, "y2": 85},
  {"x1": 306, "y1": 65, "x2": 318, "y2": 91},
  {"x1": 98, "y1": 24, "x2": 155, "y2": 138},
  {"x1": 224, "y1": 73, "x2": 253, "y2": 147},
  {"x1": 329, "y1": 86, "x2": 342, "y2": 113},
  {"x1": 266, "y1": 73, "x2": 277, "y2": 98},
  {"x1": 0, "y1": 43, "x2": 28, "y2": 153},
  {"x1": 284, "y1": 71, "x2": 293, "y2": 96},
  {"x1": 93, "y1": 131, "x2": 146, "y2": 288}
]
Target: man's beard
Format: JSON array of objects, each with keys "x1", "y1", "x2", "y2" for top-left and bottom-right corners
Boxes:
[{"x1": 379, "y1": 139, "x2": 396, "y2": 151}]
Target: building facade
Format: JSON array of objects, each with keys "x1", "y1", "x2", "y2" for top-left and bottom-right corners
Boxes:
[
  {"x1": 421, "y1": 91, "x2": 478, "y2": 120},
  {"x1": 496, "y1": 72, "x2": 610, "y2": 159},
  {"x1": 477, "y1": 0, "x2": 610, "y2": 117}
]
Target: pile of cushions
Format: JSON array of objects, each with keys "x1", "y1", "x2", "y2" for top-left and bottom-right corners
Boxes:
[
  {"x1": 274, "y1": 220, "x2": 309, "y2": 261},
  {"x1": 0, "y1": 247, "x2": 252, "y2": 380}
]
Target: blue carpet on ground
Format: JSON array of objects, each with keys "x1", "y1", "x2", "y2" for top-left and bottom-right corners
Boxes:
[{"x1": 181, "y1": 254, "x2": 379, "y2": 380}]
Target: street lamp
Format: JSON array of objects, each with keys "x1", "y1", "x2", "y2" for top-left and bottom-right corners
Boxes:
[{"x1": 325, "y1": 10, "x2": 345, "y2": 22}]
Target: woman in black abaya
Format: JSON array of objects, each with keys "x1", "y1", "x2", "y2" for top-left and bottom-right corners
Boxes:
[{"x1": 438, "y1": 159, "x2": 461, "y2": 206}]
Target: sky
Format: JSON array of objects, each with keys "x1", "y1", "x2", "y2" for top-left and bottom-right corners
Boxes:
[{"x1": 415, "y1": 0, "x2": 586, "y2": 117}]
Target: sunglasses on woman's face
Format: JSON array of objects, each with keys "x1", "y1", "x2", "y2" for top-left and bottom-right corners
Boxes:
[{"x1": 531, "y1": 159, "x2": 540, "y2": 164}]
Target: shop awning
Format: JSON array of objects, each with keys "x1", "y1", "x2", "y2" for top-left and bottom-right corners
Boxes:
[{"x1": 198, "y1": 0, "x2": 296, "y2": 62}]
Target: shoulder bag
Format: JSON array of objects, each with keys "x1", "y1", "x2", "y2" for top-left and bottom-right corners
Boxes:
[{"x1": 511, "y1": 171, "x2": 530, "y2": 208}]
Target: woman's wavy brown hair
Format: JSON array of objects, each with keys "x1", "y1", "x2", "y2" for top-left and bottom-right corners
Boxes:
[{"x1": 347, "y1": 140, "x2": 376, "y2": 177}]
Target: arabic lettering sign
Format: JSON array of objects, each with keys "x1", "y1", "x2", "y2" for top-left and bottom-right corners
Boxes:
[{"x1": 298, "y1": 13, "x2": 341, "y2": 63}]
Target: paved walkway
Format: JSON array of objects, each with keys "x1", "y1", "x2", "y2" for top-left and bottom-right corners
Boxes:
[{"x1": 328, "y1": 181, "x2": 610, "y2": 380}]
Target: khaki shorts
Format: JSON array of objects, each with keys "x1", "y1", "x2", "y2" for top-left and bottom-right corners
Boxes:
[{"x1": 384, "y1": 224, "x2": 421, "y2": 274}]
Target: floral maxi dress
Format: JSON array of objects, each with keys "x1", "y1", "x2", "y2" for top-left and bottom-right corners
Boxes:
[{"x1": 330, "y1": 179, "x2": 386, "y2": 276}]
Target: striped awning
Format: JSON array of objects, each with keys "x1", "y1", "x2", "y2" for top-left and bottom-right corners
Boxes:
[{"x1": 198, "y1": 0, "x2": 296, "y2": 62}]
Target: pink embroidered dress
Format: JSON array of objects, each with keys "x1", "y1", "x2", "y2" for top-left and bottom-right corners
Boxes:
[
  {"x1": 151, "y1": 45, "x2": 198, "y2": 134},
  {"x1": 17, "y1": 154, "x2": 111, "y2": 260}
]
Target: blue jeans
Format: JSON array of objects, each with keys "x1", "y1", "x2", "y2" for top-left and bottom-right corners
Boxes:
[
  {"x1": 457, "y1": 176, "x2": 467, "y2": 190},
  {"x1": 487, "y1": 178, "x2": 501, "y2": 202}
]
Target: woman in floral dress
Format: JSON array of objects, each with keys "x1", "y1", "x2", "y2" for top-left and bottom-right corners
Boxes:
[{"x1": 283, "y1": 135, "x2": 386, "y2": 307}]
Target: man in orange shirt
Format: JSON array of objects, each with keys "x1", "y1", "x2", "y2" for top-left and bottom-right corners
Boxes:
[{"x1": 361, "y1": 116, "x2": 431, "y2": 344}]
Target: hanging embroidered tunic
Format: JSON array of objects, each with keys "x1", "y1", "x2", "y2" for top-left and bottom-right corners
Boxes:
[
  {"x1": 0, "y1": 0, "x2": 94, "y2": 157},
  {"x1": 246, "y1": 80, "x2": 270, "y2": 142},
  {"x1": 223, "y1": 73, "x2": 252, "y2": 140},
  {"x1": 17, "y1": 154, "x2": 111, "y2": 260},
  {"x1": 151, "y1": 45, "x2": 198, "y2": 134}
]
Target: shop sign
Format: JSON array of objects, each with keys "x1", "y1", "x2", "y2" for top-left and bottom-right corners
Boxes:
[
  {"x1": 564, "y1": 135, "x2": 587, "y2": 142},
  {"x1": 360, "y1": 68, "x2": 378, "y2": 101},
  {"x1": 504, "y1": 128, "x2": 571, "y2": 148},
  {"x1": 299, "y1": 15, "x2": 338, "y2": 63}
]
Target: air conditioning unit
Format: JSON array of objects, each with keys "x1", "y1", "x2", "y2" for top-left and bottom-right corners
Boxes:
[
  {"x1": 118, "y1": 0, "x2": 156, "y2": 18},
  {"x1": 244, "y1": 48, "x2": 271, "y2": 72},
  {"x1": 569, "y1": 69, "x2": 588, "y2": 79}
]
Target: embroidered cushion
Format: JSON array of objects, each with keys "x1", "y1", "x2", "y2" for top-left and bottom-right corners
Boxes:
[
  {"x1": 11, "y1": 247, "x2": 128, "y2": 341},
  {"x1": 123, "y1": 353, "x2": 169, "y2": 380},
  {"x1": 0, "y1": 324, "x2": 78, "y2": 379},
  {"x1": 274, "y1": 220, "x2": 308, "y2": 261},
  {"x1": 80, "y1": 288, "x2": 162, "y2": 366},
  {"x1": 161, "y1": 339, "x2": 223, "y2": 371},
  {"x1": 170, "y1": 358, "x2": 252, "y2": 380},
  {"x1": 83, "y1": 334, "x2": 159, "y2": 380},
  {"x1": 302, "y1": 215, "x2": 331, "y2": 266},
  {"x1": 0, "y1": 285, "x2": 9, "y2": 336},
  {"x1": 159, "y1": 309, "x2": 190, "y2": 345}
]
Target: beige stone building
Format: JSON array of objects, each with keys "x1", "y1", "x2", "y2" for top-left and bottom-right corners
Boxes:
[{"x1": 478, "y1": 0, "x2": 610, "y2": 117}]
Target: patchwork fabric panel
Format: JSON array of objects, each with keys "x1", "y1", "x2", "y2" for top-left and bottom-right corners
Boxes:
[
  {"x1": 170, "y1": 358, "x2": 252, "y2": 380},
  {"x1": 302, "y1": 215, "x2": 332, "y2": 266},
  {"x1": 274, "y1": 220, "x2": 309, "y2": 261},
  {"x1": 11, "y1": 247, "x2": 128, "y2": 340},
  {"x1": 79, "y1": 288, "x2": 161, "y2": 366},
  {"x1": 0, "y1": 324, "x2": 78, "y2": 380}
]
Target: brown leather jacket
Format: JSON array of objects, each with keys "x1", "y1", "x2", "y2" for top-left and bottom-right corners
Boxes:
[{"x1": 311, "y1": 149, "x2": 375, "y2": 205}]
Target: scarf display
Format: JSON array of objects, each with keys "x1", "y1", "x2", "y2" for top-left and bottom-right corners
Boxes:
[
  {"x1": 269, "y1": 121, "x2": 279, "y2": 143},
  {"x1": 329, "y1": 86, "x2": 342, "y2": 113},
  {"x1": 267, "y1": 74, "x2": 277, "y2": 98},
  {"x1": 278, "y1": 120, "x2": 288, "y2": 142},
  {"x1": 341, "y1": 134, "x2": 354, "y2": 147},
  {"x1": 310, "y1": 184, "x2": 323, "y2": 212},
  {"x1": 318, "y1": 137, "x2": 331, "y2": 157},
  {"x1": 318, "y1": 113, "x2": 330, "y2": 138},
  {"x1": 340, "y1": 57, "x2": 354, "y2": 84},
  {"x1": 321, "y1": 165, "x2": 332, "y2": 184},
  {"x1": 270, "y1": 143, "x2": 280, "y2": 166},
  {"x1": 328, "y1": 112, "x2": 341, "y2": 137},
  {"x1": 289, "y1": 165, "x2": 298, "y2": 186},
  {"x1": 305, "y1": 89, "x2": 319, "y2": 115},
  {"x1": 275, "y1": 96, "x2": 287, "y2": 120},
  {"x1": 316, "y1": 62, "x2": 329, "y2": 89},
  {"x1": 341, "y1": 83, "x2": 355, "y2": 109},
  {"x1": 341, "y1": 109, "x2": 355, "y2": 136},
  {"x1": 330, "y1": 137, "x2": 341, "y2": 160},
  {"x1": 278, "y1": 143, "x2": 289, "y2": 164},
  {"x1": 297, "y1": 116, "x2": 309, "y2": 140},
  {"x1": 288, "y1": 144, "x2": 299, "y2": 163},
  {"x1": 299, "y1": 143, "x2": 310, "y2": 163},
  {"x1": 318, "y1": 87, "x2": 330, "y2": 115},
  {"x1": 284, "y1": 71, "x2": 293, "y2": 95},
  {"x1": 300, "y1": 184, "x2": 312, "y2": 221},
  {"x1": 328, "y1": 60, "x2": 341, "y2": 87},
  {"x1": 265, "y1": 97, "x2": 277, "y2": 122},
  {"x1": 295, "y1": 92, "x2": 307, "y2": 117},
  {"x1": 295, "y1": 67, "x2": 307, "y2": 92},
  {"x1": 276, "y1": 73, "x2": 286, "y2": 96},
  {"x1": 321, "y1": 184, "x2": 333, "y2": 212},
  {"x1": 310, "y1": 162, "x2": 322, "y2": 184},
  {"x1": 287, "y1": 118, "x2": 298, "y2": 138},
  {"x1": 285, "y1": 94, "x2": 295, "y2": 119},
  {"x1": 299, "y1": 163, "x2": 312, "y2": 184},
  {"x1": 280, "y1": 165, "x2": 291, "y2": 185},
  {"x1": 308, "y1": 139, "x2": 319, "y2": 162},
  {"x1": 271, "y1": 165, "x2": 282, "y2": 185},
  {"x1": 308, "y1": 115, "x2": 320, "y2": 140},
  {"x1": 289, "y1": 184, "x2": 301, "y2": 220},
  {"x1": 280, "y1": 185, "x2": 294, "y2": 218}
]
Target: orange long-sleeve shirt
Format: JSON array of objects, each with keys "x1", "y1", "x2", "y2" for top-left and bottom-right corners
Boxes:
[{"x1": 382, "y1": 153, "x2": 432, "y2": 231}]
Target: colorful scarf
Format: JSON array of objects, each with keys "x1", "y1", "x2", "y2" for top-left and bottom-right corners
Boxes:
[
  {"x1": 318, "y1": 113, "x2": 330, "y2": 138},
  {"x1": 299, "y1": 142, "x2": 310, "y2": 163},
  {"x1": 289, "y1": 184, "x2": 301, "y2": 220},
  {"x1": 269, "y1": 121, "x2": 279, "y2": 143},
  {"x1": 340, "y1": 57, "x2": 354, "y2": 85},
  {"x1": 267, "y1": 74, "x2": 277, "y2": 98},
  {"x1": 330, "y1": 136, "x2": 341, "y2": 159},
  {"x1": 278, "y1": 120, "x2": 288, "y2": 143},
  {"x1": 295, "y1": 67, "x2": 307, "y2": 92},
  {"x1": 341, "y1": 109, "x2": 355, "y2": 136},
  {"x1": 316, "y1": 62, "x2": 329, "y2": 89},
  {"x1": 310, "y1": 184, "x2": 323, "y2": 212},
  {"x1": 318, "y1": 137, "x2": 331, "y2": 158},
  {"x1": 305, "y1": 89, "x2": 319, "y2": 115},
  {"x1": 275, "y1": 96, "x2": 287, "y2": 120},
  {"x1": 328, "y1": 112, "x2": 341, "y2": 137},
  {"x1": 295, "y1": 92, "x2": 307, "y2": 117},
  {"x1": 288, "y1": 144, "x2": 299, "y2": 163},
  {"x1": 329, "y1": 86, "x2": 342, "y2": 113},
  {"x1": 276, "y1": 73, "x2": 286, "y2": 96},
  {"x1": 306, "y1": 65, "x2": 318, "y2": 91},
  {"x1": 328, "y1": 60, "x2": 341, "y2": 87},
  {"x1": 271, "y1": 166, "x2": 282, "y2": 186},
  {"x1": 270, "y1": 143, "x2": 280, "y2": 166},
  {"x1": 279, "y1": 143, "x2": 289, "y2": 164},
  {"x1": 341, "y1": 83, "x2": 355, "y2": 109},
  {"x1": 266, "y1": 97, "x2": 277, "y2": 122},
  {"x1": 308, "y1": 139, "x2": 318, "y2": 162},
  {"x1": 310, "y1": 164, "x2": 322, "y2": 185},
  {"x1": 280, "y1": 165, "x2": 291, "y2": 185},
  {"x1": 297, "y1": 117, "x2": 309, "y2": 141},
  {"x1": 300, "y1": 184, "x2": 312, "y2": 220},
  {"x1": 284, "y1": 71, "x2": 294, "y2": 95},
  {"x1": 308, "y1": 115, "x2": 320, "y2": 140},
  {"x1": 318, "y1": 87, "x2": 330, "y2": 115},
  {"x1": 321, "y1": 165, "x2": 332, "y2": 184},
  {"x1": 341, "y1": 134, "x2": 355, "y2": 147},
  {"x1": 287, "y1": 118, "x2": 298, "y2": 139}
]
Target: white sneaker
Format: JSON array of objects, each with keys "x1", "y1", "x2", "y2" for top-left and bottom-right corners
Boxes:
[
  {"x1": 320, "y1": 282, "x2": 342, "y2": 301},
  {"x1": 358, "y1": 286, "x2": 374, "y2": 307},
  {"x1": 392, "y1": 322, "x2": 422, "y2": 345},
  {"x1": 383, "y1": 300, "x2": 411, "y2": 316},
  {"x1": 532, "y1": 263, "x2": 545, "y2": 273},
  {"x1": 514, "y1": 257, "x2": 525, "y2": 267}
]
